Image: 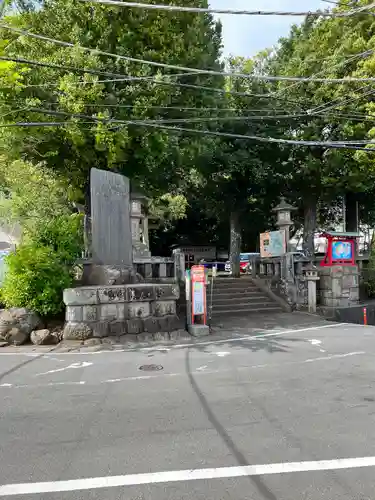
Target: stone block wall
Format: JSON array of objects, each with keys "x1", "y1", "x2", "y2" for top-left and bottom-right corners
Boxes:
[
  {"x1": 64, "y1": 283, "x2": 180, "y2": 338},
  {"x1": 319, "y1": 265, "x2": 359, "y2": 308}
]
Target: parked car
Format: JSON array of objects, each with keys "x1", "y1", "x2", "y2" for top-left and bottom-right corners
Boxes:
[
  {"x1": 225, "y1": 253, "x2": 260, "y2": 274},
  {"x1": 199, "y1": 260, "x2": 226, "y2": 272}
]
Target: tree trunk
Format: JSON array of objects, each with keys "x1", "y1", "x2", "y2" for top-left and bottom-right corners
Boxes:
[
  {"x1": 302, "y1": 195, "x2": 317, "y2": 258},
  {"x1": 229, "y1": 211, "x2": 242, "y2": 278},
  {"x1": 345, "y1": 192, "x2": 359, "y2": 232}
]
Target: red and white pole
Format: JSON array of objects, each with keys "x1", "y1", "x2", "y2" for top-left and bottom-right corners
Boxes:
[{"x1": 363, "y1": 307, "x2": 368, "y2": 326}]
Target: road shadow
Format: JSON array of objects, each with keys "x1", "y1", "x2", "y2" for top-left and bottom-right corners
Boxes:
[
  {"x1": 0, "y1": 353, "x2": 45, "y2": 384},
  {"x1": 180, "y1": 334, "x2": 305, "y2": 356},
  {"x1": 185, "y1": 348, "x2": 278, "y2": 500}
]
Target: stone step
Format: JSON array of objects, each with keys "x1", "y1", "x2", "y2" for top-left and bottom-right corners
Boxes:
[
  {"x1": 212, "y1": 301, "x2": 278, "y2": 311},
  {"x1": 214, "y1": 279, "x2": 254, "y2": 284},
  {"x1": 212, "y1": 289, "x2": 263, "y2": 297},
  {"x1": 213, "y1": 284, "x2": 258, "y2": 293},
  {"x1": 213, "y1": 306, "x2": 284, "y2": 316},
  {"x1": 212, "y1": 296, "x2": 271, "y2": 306}
]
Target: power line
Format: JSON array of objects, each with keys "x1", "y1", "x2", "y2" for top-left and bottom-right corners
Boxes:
[
  {"x1": 3, "y1": 23, "x2": 375, "y2": 84},
  {"x1": 3, "y1": 102, "x2": 373, "y2": 124},
  {"x1": 0, "y1": 121, "x2": 101, "y2": 127},
  {"x1": 0, "y1": 102, "x2": 293, "y2": 113},
  {"x1": 6, "y1": 106, "x2": 375, "y2": 147},
  {"x1": 308, "y1": 85, "x2": 375, "y2": 114},
  {"x1": 3, "y1": 115, "x2": 374, "y2": 151},
  {"x1": 274, "y1": 48, "x2": 375, "y2": 100},
  {"x1": 0, "y1": 55, "x2": 303, "y2": 106},
  {"x1": 78, "y1": 0, "x2": 375, "y2": 17}
]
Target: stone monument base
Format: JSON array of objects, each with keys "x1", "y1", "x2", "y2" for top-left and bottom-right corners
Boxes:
[
  {"x1": 319, "y1": 265, "x2": 359, "y2": 308},
  {"x1": 63, "y1": 283, "x2": 180, "y2": 338},
  {"x1": 81, "y1": 263, "x2": 144, "y2": 286}
]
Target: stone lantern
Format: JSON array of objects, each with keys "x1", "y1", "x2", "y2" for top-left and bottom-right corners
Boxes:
[
  {"x1": 130, "y1": 191, "x2": 151, "y2": 258},
  {"x1": 272, "y1": 197, "x2": 296, "y2": 251},
  {"x1": 303, "y1": 262, "x2": 320, "y2": 313}
]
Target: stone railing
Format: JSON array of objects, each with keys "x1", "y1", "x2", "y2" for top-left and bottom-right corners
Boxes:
[
  {"x1": 133, "y1": 257, "x2": 176, "y2": 281},
  {"x1": 134, "y1": 253, "x2": 186, "y2": 282},
  {"x1": 250, "y1": 254, "x2": 370, "y2": 310}
]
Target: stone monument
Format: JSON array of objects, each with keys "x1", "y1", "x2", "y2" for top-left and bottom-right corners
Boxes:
[
  {"x1": 91, "y1": 168, "x2": 132, "y2": 266},
  {"x1": 63, "y1": 168, "x2": 180, "y2": 340}
]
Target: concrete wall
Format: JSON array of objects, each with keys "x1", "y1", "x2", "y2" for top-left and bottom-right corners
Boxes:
[{"x1": 64, "y1": 283, "x2": 180, "y2": 337}]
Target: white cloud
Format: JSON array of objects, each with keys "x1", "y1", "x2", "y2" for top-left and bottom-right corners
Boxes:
[{"x1": 210, "y1": 0, "x2": 327, "y2": 57}]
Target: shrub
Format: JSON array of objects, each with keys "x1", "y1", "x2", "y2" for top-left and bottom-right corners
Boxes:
[
  {"x1": 26, "y1": 213, "x2": 84, "y2": 264},
  {"x1": 1, "y1": 215, "x2": 83, "y2": 317},
  {"x1": 1, "y1": 244, "x2": 74, "y2": 316}
]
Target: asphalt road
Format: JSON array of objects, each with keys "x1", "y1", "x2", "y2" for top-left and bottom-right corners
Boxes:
[{"x1": 1, "y1": 319, "x2": 375, "y2": 499}]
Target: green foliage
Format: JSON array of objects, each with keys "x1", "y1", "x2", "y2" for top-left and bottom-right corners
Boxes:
[
  {"x1": 1, "y1": 244, "x2": 74, "y2": 316},
  {"x1": 0, "y1": 158, "x2": 72, "y2": 230},
  {"x1": 1, "y1": 213, "x2": 83, "y2": 316},
  {"x1": 149, "y1": 194, "x2": 188, "y2": 223},
  {"x1": 26, "y1": 213, "x2": 84, "y2": 263},
  {"x1": 0, "y1": 0, "x2": 223, "y2": 202},
  {"x1": 0, "y1": 159, "x2": 83, "y2": 316}
]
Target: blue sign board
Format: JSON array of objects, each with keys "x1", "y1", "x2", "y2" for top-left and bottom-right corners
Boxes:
[{"x1": 332, "y1": 241, "x2": 352, "y2": 260}]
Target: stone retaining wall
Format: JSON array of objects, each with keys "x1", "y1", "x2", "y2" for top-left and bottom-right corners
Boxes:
[
  {"x1": 319, "y1": 265, "x2": 359, "y2": 308},
  {"x1": 63, "y1": 283, "x2": 180, "y2": 338}
]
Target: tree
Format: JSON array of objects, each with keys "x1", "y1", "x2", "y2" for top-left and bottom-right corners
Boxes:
[
  {"x1": 0, "y1": 0, "x2": 224, "y2": 213},
  {"x1": 266, "y1": 4, "x2": 375, "y2": 254}
]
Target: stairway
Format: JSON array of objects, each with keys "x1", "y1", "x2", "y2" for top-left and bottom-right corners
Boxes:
[{"x1": 210, "y1": 277, "x2": 284, "y2": 317}]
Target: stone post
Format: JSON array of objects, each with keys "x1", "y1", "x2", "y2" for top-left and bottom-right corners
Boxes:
[
  {"x1": 304, "y1": 264, "x2": 320, "y2": 313},
  {"x1": 174, "y1": 252, "x2": 185, "y2": 283}
]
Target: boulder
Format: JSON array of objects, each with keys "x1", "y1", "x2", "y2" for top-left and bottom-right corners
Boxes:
[
  {"x1": 0, "y1": 308, "x2": 41, "y2": 345},
  {"x1": 30, "y1": 329, "x2": 59, "y2": 346},
  {"x1": 63, "y1": 322, "x2": 93, "y2": 341}
]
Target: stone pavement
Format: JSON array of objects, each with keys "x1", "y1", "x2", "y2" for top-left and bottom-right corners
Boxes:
[
  {"x1": 1, "y1": 320, "x2": 375, "y2": 499},
  {"x1": 0, "y1": 311, "x2": 332, "y2": 354}
]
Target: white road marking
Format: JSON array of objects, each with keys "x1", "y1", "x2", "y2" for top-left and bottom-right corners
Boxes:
[
  {"x1": 142, "y1": 322, "x2": 348, "y2": 350},
  {"x1": 0, "y1": 381, "x2": 86, "y2": 389},
  {"x1": 309, "y1": 339, "x2": 322, "y2": 346},
  {"x1": 304, "y1": 351, "x2": 364, "y2": 363},
  {"x1": 196, "y1": 365, "x2": 208, "y2": 371},
  {"x1": 0, "y1": 322, "x2": 349, "y2": 356},
  {"x1": 0, "y1": 351, "x2": 365, "y2": 390},
  {"x1": 1, "y1": 456, "x2": 375, "y2": 495},
  {"x1": 320, "y1": 349, "x2": 326, "y2": 353},
  {"x1": 37, "y1": 361, "x2": 93, "y2": 376},
  {"x1": 215, "y1": 352, "x2": 230, "y2": 357}
]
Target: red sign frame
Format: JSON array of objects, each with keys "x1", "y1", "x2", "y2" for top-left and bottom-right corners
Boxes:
[{"x1": 191, "y1": 265, "x2": 207, "y2": 325}]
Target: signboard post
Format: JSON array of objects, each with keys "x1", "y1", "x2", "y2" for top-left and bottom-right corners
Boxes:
[
  {"x1": 260, "y1": 230, "x2": 286, "y2": 258},
  {"x1": 191, "y1": 265, "x2": 207, "y2": 326}
]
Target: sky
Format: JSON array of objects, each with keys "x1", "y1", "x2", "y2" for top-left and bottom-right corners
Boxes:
[{"x1": 210, "y1": 0, "x2": 328, "y2": 58}]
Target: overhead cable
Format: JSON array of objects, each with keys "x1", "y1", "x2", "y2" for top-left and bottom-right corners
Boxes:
[
  {"x1": 78, "y1": 0, "x2": 375, "y2": 17},
  {"x1": 308, "y1": 85, "x2": 375, "y2": 114},
  {"x1": 2, "y1": 102, "x2": 372, "y2": 123},
  {"x1": 3, "y1": 24, "x2": 375, "y2": 84},
  {"x1": 6, "y1": 106, "x2": 375, "y2": 148},
  {"x1": 0, "y1": 55, "x2": 303, "y2": 105},
  {"x1": 274, "y1": 48, "x2": 375, "y2": 99},
  {"x1": 3, "y1": 118, "x2": 374, "y2": 151}
]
